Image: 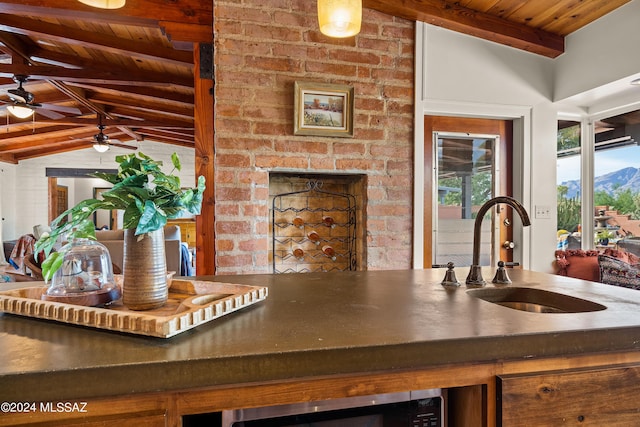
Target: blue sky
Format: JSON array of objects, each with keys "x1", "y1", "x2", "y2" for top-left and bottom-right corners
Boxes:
[{"x1": 557, "y1": 145, "x2": 640, "y2": 184}]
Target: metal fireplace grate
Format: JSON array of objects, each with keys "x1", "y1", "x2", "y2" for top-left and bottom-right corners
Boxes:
[{"x1": 271, "y1": 180, "x2": 357, "y2": 273}]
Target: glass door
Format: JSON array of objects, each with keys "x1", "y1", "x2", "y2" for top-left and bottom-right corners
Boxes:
[{"x1": 433, "y1": 132, "x2": 499, "y2": 267}]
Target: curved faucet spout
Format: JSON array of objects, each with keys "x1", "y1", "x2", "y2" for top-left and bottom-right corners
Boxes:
[{"x1": 465, "y1": 196, "x2": 531, "y2": 287}]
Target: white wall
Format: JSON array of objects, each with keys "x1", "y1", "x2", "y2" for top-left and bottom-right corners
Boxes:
[
  {"x1": 554, "y1": 1, "x2": 640, "y2": 103},
  {"x1": 1, "y1": 142, "x2": 195, "y2": 241},
  {"x1": 415, "y1": 1, "x2": 640, "y2": 273},
  {"x1": 422, "y1": 26, "x2": 554, "y2": 105}
]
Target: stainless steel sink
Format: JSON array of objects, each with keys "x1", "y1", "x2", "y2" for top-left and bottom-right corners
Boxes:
[{"x1": 467, "y1": 287, "x2": 607, "y2": 313}]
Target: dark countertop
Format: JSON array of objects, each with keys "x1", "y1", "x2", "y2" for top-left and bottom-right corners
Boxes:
[{"x1": 2, "y1": 268, "x2": 640, "y2": 401}]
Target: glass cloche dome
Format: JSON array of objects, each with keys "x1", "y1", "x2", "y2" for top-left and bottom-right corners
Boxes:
[{"x1": 43, "y1": 238, "x2": 121, "y2": 306}]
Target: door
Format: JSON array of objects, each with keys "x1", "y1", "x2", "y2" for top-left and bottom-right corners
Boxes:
[{"x1": 424, "y1": 116, "x2": 513, "y2": 268}]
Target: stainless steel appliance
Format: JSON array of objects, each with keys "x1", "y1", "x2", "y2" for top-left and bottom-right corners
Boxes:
[{"x1": 221, "y1": 388, "x2": 445, "y2": 426}]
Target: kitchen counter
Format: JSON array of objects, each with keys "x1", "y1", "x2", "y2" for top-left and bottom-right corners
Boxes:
[{"x1": 2, "y1": 268, "x2": 640, "y2": 403}]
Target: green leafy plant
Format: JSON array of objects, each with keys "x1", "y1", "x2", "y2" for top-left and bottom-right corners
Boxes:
[
  {"x1": 596, "y1": 229, "x2": 616, "y2": 241},
  {"x1": 35, "y1": 152, "x2": 206, "y2": 281}
]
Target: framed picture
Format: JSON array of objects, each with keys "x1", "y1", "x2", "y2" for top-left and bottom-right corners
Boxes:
[{"x1": 294, "y1": 81, "x2": 354, "y2": 138}]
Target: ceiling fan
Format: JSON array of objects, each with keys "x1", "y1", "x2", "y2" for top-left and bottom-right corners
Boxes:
[
  {"x1": 88, "y1": 115, "x2": 137, "y2": 152},
  {"x1": 1, "y1": 74, "x2": 82, "y2": 120}
]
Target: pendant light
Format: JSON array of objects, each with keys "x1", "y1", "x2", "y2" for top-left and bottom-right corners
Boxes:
[
  {"x1": 6, "y1": 105, "x2": 34, "y2": 119},
  {"x1": 77, "y1": 0, "x2": 126, "y2": 9},
  {"x1": 317, "y1": 0, "x2": 362, "y2": 38}
]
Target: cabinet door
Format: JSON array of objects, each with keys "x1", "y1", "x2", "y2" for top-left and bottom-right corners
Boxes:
[{"x1": 498, "y1": 364, "x2": 640, "y2": 426}]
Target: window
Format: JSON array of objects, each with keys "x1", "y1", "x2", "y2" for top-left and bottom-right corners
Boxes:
[
  {"x1": 557, "y1": 120, "x2": 581, "y2": 249},
  {"x1": 557, "y1": 109, "x2": 640, "y2": 250},
  {"x1": 593, "y1": 112, "x2": 640, "y2": 242}
]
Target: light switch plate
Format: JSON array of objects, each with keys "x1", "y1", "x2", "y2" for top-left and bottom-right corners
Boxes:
[{"x1": 535, "y1": 205, "x2": 551, "y2": 219}]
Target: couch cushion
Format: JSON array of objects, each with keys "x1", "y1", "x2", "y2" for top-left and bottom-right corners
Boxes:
[{"x1": 598, "y1": 254, "x2": 640, "y2": 290}]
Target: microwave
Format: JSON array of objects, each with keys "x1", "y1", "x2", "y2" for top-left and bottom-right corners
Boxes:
[{"x1": 220, "y1": 388, "x2": 445, "y2": 427}]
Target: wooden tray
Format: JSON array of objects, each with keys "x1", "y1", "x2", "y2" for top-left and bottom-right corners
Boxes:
[{"x1": 0, "y1": 279, "x2": 268, "y2": 338}]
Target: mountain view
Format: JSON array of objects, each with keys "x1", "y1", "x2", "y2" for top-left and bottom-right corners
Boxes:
[{"x1": 560, "y1": 167, "x2": 640, "y2": 199}]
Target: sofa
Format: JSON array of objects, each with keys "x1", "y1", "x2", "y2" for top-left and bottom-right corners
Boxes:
[
  {"x1": 96, "y1": 225, "x2": 188, "y2": 276},
  {"x1": 554, "y1": 248, "x2": 640, "y2": 290}
]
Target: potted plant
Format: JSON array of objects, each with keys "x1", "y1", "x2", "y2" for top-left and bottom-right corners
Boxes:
[
  {"x1": 596, "y1": 229, "x2": 615, "y2": 246},
  {"x1": 35, "y1": 152, "x2": 206, "y2": 310}
]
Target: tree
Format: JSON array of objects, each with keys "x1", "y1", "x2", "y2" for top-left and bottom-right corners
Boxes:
[
  {"x1": 557, "y1": 124, "x2": 580, "y2": 151},
  {"x1": 557, "y1": 186, "x2": 581, "y2": 232}
]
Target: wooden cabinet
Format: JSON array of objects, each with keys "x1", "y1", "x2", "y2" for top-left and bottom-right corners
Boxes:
[
  {"x1": 498, "y1": 364, "x2": 640, "y2": 426},
  {"x1": 4, "y1": 356, "x2": 640, "y2": 427}
]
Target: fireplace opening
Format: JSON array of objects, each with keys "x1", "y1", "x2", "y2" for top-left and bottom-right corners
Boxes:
[{"x1": 269, "y1": 173, "x2": 367, "y2": 273}]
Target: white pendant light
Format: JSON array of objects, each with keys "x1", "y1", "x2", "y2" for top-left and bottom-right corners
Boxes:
[
  {"x1": 93, "y1": 142, "x2": 110, "y2": 153},
  {"x1": 6, "y1": 105, "x2": 34, "y2": 119},
  {"x1": 77, "y1": 0, "x2": 126, "y2": 9},
  {"x1": 317, "y1": 0, "x2": 362, "y2": 38}
]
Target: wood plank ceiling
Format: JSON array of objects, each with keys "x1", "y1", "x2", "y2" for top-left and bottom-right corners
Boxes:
[{"x1": 0, "y1": 0, "x2": 632, "y2": 164}]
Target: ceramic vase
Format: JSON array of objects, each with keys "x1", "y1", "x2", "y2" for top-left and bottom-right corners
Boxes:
[{"x1": 122, "y1": 228, "x2": 168, "y2": 310}]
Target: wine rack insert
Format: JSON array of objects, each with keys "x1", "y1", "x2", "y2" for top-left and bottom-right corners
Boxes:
[{"x1": 271, "y1": 179, "x2": 357, "y2": 273}]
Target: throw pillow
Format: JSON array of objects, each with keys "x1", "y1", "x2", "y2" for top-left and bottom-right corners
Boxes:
[
  {"x1": 554, "y1": 250, "x2": 600, "y2": 282},
  {"x1": 602, "y1": 248, "x2": 640, "y2": 265},
  {"x1": 598, "y1": 254, "x2": 640, "y2": 290}
]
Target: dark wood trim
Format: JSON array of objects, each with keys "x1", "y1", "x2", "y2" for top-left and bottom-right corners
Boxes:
[
  {"x1": 423, "y1": 116, "x2": 513, "y2": 268},
  {"x1": 363, "y1": 0, "x2": 564, "y2": 58},
  {"x1": 47, "y1": 177, "x2": 57, "y2": 224}
]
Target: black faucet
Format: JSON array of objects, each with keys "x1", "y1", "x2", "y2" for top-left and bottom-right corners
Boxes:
[{"x1": 465, "y1": 196, "x2": 531, "y2": 287}]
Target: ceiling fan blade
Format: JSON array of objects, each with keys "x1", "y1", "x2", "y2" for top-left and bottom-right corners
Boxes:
[
  {"x1": 39, "y1": 103, "x2": 82, "y2": 115},
  {"x1": 109, "y1": 142, "x2": 137, "y2": 150},
  {"x1": 35, "y1": 108, "x2": 65, "y2": 120}
]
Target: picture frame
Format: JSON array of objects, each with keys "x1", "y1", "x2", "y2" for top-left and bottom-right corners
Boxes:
[{"x1": 294, "y1": 81, "x2": 354, "y2": 138}]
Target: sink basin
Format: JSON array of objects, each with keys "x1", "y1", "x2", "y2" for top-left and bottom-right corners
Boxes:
[{"x1": 467, "y1": 287, "x2": 606, "y2": 313}]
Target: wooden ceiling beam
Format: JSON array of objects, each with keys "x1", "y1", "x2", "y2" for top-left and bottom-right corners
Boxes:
[
  {"x1": 0, "y1": 64, "x2": 193, "y2": 87},
  {"x1": 28, "y1": 47, "x2": 92, "y2": 69},
  {"x1": 363, "y1": 0, "x2": 565, "y2": 58},
  {"x1": 0, "y1": 13, "x2": 194, "y2": 67},
  {"x1": 0, "y1": 152, "x2": 17, "y2": 163},
  {"x1": 34, "y1": 116, "x2": 193, "y2": 129},
  {"x1": 47, "y1": 81, "x2": 104, "y2": 115},
  {"x1": 138, "y1": 129, "x2": 194, "y2": 144},
  {"x1": 88, "y1": 92, "x2": 194, "y2": 119},
  {"x1": 0, "y1": 124, "x2": 81, "y2": 142},
  {"x1": 12, "y1": 141, "x2": 99, "y2": 161},
  {"x1": 69, "y1": 82, "x2": 193, "y2": 105},
  {"x1": 109, "y1": 106, "x2": 194, "y2": 126},
  {"x1": 160, "y1": 21, "x2": 213, "y2": 47},
  {"x1": 138, "y1": 127, "x2": 194, "y2": 139},
  {"x1": 47, "y1": 81, "x2": 142, "y2": 141},
  {"x1": 0, "y1": 32, "x2": 33, "y2": 64},
  {"x1": 0, "y1": 1, "x2": 212, "y2": 29}
]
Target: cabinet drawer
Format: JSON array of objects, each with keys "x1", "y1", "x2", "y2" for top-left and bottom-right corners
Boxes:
[{"x1": 498, "y1": 364, "x2": 640, "y2": 426}]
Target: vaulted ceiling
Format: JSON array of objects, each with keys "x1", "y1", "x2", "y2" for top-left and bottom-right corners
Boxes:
[{"x1": 0, "y1": 0, "x2": 632, "y2": 164}]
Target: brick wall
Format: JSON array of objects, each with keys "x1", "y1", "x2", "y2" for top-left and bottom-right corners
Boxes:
[{"x1": 214, "y1": 0, "x2": 415, "y2": 274}]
